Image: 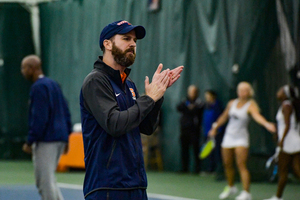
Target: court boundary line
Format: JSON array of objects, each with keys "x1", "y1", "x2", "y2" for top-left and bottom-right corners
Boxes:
[
  {"x1": 58, "y1": 183, "x2": 82, "y2": 190},
  {"x1": 147, "y1": 193, "x2": 199, "y2": 200},
  {"x1": 57, "y1": 183, "x2": 200, "y2": 200}
]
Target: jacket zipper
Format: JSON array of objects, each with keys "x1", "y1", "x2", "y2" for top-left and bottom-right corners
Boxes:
[
  {"x1": 106, "y1": 140, "x2": 116, "y2": 169},
  {"x1": 123, "y1": 84, "x2": 141, "y2": 181},
  {"x1": 131, "y1": 133, "x2": 141, "y2": 182},
  {"x1": 125, "y1": 85, "x2": 141, "y2": 181}
]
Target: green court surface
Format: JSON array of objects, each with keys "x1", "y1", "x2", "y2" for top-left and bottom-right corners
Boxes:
[{"x1": 0, "y1": 161, "x2": 299, "y2": 200}]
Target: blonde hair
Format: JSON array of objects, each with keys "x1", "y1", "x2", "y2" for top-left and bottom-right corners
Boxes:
[{"x1": 237, "y1": 81, "x2": 254, "y2": 98}]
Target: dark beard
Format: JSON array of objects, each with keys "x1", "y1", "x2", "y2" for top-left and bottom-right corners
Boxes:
[{"x1": 111, "y1": 42, "x2": 136, "y2": 68}]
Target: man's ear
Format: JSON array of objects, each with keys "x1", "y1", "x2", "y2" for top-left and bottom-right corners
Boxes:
[
  {"x1": 28, "y1": 65, "x2": 34, "y2": 73},
  {"x1": 103, "y1": 39, "x2": 112, "y2": 51}
]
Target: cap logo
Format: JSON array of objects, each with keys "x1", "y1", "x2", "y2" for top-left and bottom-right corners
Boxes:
[{"x1": 117, "y1": 21, "x2": 131, "y2": 26}]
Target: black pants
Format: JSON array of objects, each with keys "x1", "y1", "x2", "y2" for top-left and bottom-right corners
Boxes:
[{"x1": 180, "y1": 128, "x2": 201, "y2": 173}]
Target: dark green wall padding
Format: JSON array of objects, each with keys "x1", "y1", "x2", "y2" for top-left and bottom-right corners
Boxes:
[
  {"x1": 0, "y1": 0, "x2": 297, "y2": 173},
  {"x1": 0, "y1": 4, "x2": 34, "y2": 159}
]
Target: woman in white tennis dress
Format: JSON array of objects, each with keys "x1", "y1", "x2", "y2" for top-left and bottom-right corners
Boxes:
[
  {"x1": 209, "y1": 82, "x2": 276, "y2": 200},
  {"x1": 264, "y1": 85, "x2": 300, "y2": 200}
]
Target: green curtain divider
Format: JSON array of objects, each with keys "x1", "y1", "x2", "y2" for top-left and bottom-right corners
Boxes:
[
  {"x1": 0, "y1": 3, "x2": 34, "y2": 159},
  {"x1": 39, "y1": 0, "x2": 281, "y2": 171},
  {"x1": 0, "y1": 1, "x2": 295, "y2": 173}
]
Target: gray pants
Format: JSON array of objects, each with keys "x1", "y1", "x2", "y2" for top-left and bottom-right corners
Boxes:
[{"x1": 32, "y1": 142, "x2": 66, "y2": 200}]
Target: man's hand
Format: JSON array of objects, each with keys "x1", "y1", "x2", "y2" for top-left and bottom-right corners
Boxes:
[
  {"x1": 168, "y1": 66, "x2": 184, "y2": 88},
  {"x1": 145, "y1": 64, "x2": 170, "y2": 102},
  {"x1": 22, "y1": 143, "x2": 32, "y2": 154}
]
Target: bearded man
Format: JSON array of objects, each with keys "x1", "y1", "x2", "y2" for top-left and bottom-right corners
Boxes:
[{"x1": 80, "y1": 20, "x2": 183, "y2": 199}]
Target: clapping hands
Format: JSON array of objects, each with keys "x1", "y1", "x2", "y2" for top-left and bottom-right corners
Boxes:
[{"x1": 145, "y1": 64, "x2": 183, "y2": 102}]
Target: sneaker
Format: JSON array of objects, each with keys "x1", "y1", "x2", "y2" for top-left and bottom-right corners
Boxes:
[
  {"x1": 219, "y1": 185, "x2": 238, "y2": 199},
  {"x1": 264, "y1": 196, "x2": 283, "y2": 200},
  {"x1": 235, "y1": 190, "x2": 251, "y2": 200}
]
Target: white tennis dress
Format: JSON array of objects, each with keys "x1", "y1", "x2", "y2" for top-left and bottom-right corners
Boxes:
[
  {"x1": 222, "y1": 99, "x2": 252, "y2": 148},
  {"x1": 276, "y1": 100, "x2": 300, "y2": 154}
]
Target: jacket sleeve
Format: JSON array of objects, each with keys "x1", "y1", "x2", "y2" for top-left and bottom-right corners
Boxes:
[
  {"x1": 27, "y1": 84, "x2": 49, "y2": 145},
  {"x1": 63, "y1": 98, "x2": 72, "y2": 135},
  {"x1": 82, "y1": 75, "x2": 155, "y2": 137},
  {"x1": 139, "y1": 97, "x2": 164, "y2": 135}
]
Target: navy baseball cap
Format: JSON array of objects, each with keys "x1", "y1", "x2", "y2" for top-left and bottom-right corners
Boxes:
[{"x1": 99, "y1": 20, "x2": 146, "y2": 49}]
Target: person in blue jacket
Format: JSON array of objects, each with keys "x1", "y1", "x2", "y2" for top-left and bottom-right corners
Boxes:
[
  {"x1": 21, "y1": 55, "x2": 72, "y2": 200},
  {"x1": 202, "y1": 90, "x2": 224, "y2": 174},
  {"x1": 80, "y1": 20, "x2": 183, "y2": 200}
]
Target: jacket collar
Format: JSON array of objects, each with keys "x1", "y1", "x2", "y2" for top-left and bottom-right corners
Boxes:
[{"x1": 94, "y1": 56, "x2": 131, "y2": 87}]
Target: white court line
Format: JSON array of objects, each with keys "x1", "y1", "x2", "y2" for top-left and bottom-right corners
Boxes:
[
  {"x1": 58, "y1": 183, "x2": 82, "y2": 190},
  {"x1": 57, "y1": 183, "x2": 200, "y2": 200},
  {"x1": 147, "y1": 193, "x2": 199, "y2": 200}
]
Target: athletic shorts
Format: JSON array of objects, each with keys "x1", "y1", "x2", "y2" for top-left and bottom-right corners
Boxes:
[{"x1": 221, "y1": 132, "x2": 249, "y2": 148}]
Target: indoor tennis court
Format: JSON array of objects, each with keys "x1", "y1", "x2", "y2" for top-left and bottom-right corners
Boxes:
[
  {"x1": 1, "y1": 0, "x2": 300, "y2": 200},
  {"x1": 0, "y1": 161, "x2": 299, "y2": 200}
]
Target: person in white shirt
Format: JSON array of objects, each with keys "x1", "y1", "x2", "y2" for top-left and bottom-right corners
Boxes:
[
  {"x1": 264, "y1": 85, "x2": 300, "y2": 200},
  {"x1": 209, "y1": 82, "x2": 276, "y2": 200}
]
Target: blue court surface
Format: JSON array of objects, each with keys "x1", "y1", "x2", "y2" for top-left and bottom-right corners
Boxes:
[{"x1": 0, "y1": 183, "x2": 199, "y2": 200}]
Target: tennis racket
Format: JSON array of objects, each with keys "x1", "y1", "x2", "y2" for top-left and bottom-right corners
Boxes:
[
  {"x1": 199, "y1": 138, "x2": 215, "y2": 160},
  {"x1": 265, "y1": 147, "x2": 280, "y2": 182},
  {"x1": 265, "y1": 146, "x2": 281, "y2": 169}
]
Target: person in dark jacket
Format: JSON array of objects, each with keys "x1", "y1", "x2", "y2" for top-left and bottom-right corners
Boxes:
[
  {"x1": 177, "y1": 85, "x2": 204, "y2": 174},
  {"x1": 80, "y1": 20, "x2": 183, "y2": 200},
  {"x1": 21, "y1": 55, "x2": 72, "y2": 200}
]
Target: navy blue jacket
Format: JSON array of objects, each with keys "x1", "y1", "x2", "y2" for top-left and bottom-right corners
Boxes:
[
  {"x1": 202, "y1": 100, "x2": 223, "y2": 137},
  {"x1": 80, "y1": 57, "x2": 163, "y2": 198},
  {"x1": 27, "y1": 77, "x2": 72, "y2": 145}
]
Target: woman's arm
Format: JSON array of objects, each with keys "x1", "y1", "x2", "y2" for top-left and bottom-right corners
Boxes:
[
  {"x1": 279, "y1": 103, "x2": 292, "y2": 148},
  {"x1": 208, "y1": 100, "x2": 234, "y2": 137},
  {"x1": 248, "y1": 100, "x2": 276, "y2": 133}
]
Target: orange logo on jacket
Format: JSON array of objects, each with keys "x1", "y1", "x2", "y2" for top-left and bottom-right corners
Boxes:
[
  {"x1": 129, "y1": 88, "x2": 136, "y2": 100},
  {"x1": 117, "y1": 21, "x2": 131, "y2": 26}
]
